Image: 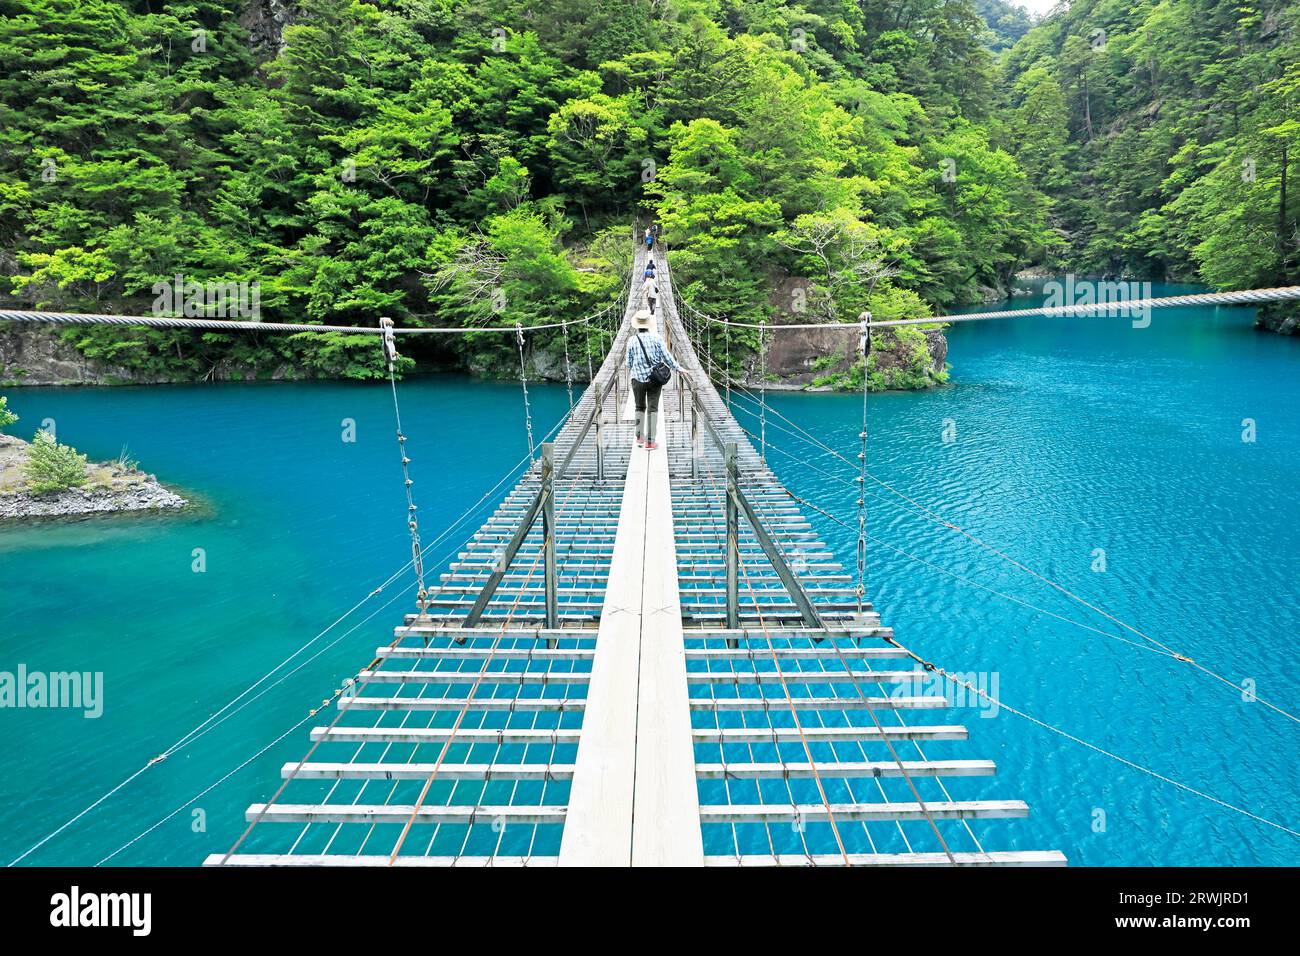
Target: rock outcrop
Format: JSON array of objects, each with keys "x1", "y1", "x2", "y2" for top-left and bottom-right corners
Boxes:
[
  {"x1": 0, "y1": 324, "x2": 147, "y2": 386},
  {"x1": 239, "y1": 0, "x2": 296, "y2": 58},
  {"x1": 0, "y1": 323, "x2": 308, "y2": 385},
  {"x1": 0, "y1": 434, "x2": 187, "y2": 520},
  {"x1": 756, "y1": 321, "x2": 948, "y2": 391},
  {"x1": 1255, "y1": 301, "x2": 1300, "y2": 335}
]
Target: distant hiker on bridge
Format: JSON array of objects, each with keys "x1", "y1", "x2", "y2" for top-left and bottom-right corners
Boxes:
[
  {"x1": 644, "y1": 227, "x2": 655, "y2": 250},
  {"x1": 643, "y1": 275, "x2": 660, "y2": 314},
  {"x1": 627, "y1": 308, "x2": 679, "y2": 450}
]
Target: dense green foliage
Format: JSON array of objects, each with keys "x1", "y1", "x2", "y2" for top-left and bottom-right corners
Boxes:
[
  {"x1": 998, "y1": 0, "x2": 1300, "y2": 290},
  {"x1": 23, "y1": 429, "x2": 88, "y2": 492},
  {"x1": 0, "y1": 396, "x2": 16, "y2": 432},
  {"x1": 0, "y1": 1, "x2": 1061, "y2": 384},
  {"x1": 975, "y1": 0, "x2": 1035, "y2": 52}
]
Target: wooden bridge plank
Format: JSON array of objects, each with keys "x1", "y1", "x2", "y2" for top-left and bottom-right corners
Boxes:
[
  {"x1": 632, "y1": 401, "x2": 705, "y2": 866},
  {"x1": 557, "y1": 400, "x2": 649, "y2": 866}
]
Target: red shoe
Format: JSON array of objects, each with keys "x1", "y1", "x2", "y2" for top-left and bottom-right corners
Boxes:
[{"x1": 645, "y1": 440, "x2": 658, "y2": 450}]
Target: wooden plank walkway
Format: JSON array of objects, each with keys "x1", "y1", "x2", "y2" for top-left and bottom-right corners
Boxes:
[
  {"x1": 560, "y1": 306, "x2": 702, "y2": 866},
  {"x1": 207, "y1": 244, "x2": 1063, "y2": 867},
  {"x1": 555, "y1": 391, "x2": 652, "y2": 864}
]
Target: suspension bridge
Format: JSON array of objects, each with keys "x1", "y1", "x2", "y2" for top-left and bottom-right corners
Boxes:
[
  {"x1": 8, "y1": 238, "x2": 1299, "y2": 868},
  {"x1": 180, "y1": 243, "x2": 1061, "y2": 867}
]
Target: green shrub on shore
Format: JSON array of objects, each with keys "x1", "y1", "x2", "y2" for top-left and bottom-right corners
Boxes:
[
  {"x1": 24, "y1": 430, "x2": 88, "y2": 493},
  {"x1": 0, "y1": 396, "x2": 16, "y2": 433}
]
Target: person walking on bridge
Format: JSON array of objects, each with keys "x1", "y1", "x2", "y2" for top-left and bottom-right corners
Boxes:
[
  {"x1": 642, "y1": 274, "x2": 660, "y2": 314},
  {"x1": 626, "y1": 308, "x2": 679, "y2": 450}
]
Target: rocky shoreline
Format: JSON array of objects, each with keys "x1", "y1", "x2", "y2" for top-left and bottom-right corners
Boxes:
[
  {"x1": 0, "y1": 434, "x2": 187, "y2": 521},
  {"x1": 1255, "y1": 301, "x2": 1300, "y2": 335}
]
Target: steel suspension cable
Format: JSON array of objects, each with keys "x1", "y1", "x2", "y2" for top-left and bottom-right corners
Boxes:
[
  {"x1": 584, "y1": 318, "x2": 594, "y2": 383},
  {"x1": 0, "y1": 308, "x2": 619, "y2": 335},
  {"x1": 516, "y1": 323, "x2": 537, "y2": 462},
  {"x1": 382, "y1": 318, "x2": 429, "y2": 615},
  {"x1": 562, "y1": 319, "x2": 574, "y2": 410},
  {"x1": 677, "y1": 284, "x2": 1300, "y2": 330}
]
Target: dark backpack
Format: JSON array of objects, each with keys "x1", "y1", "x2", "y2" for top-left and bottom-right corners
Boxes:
[{"x1": 636, "y1": 334, "x2": 672, "y2": 386}]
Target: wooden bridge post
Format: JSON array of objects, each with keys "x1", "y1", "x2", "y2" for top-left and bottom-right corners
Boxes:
[
  {"x1": 595, "y1": 407, "x2": 605, "y2": 484},
  {"x1": 690, "y1": 388, "x2": 698, "y2": 481},
  {"x1": 724, "y1": 441, "x2": 739, "y2": 630},
  {"x1": 541, "y1": 442, "x2": 558, "y2": 630}
]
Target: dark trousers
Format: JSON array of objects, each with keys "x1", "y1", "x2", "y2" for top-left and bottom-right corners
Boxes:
[{"x1": 631, "y1": 378, "x2": 663, "y2": 441}]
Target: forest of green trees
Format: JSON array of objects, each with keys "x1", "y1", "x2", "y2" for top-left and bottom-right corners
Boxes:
[
  {"x1": 0, "y1": 0, "x2": 1297, "y2": 386},
  {"x1": 1002, "y1": 0, "x2": 1300, "y2": 296}
]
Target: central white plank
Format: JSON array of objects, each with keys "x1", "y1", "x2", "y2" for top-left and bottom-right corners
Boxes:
[
  {"x1": 631, "y1": 410, "x2": 704, "y2": 865},
  {"x1": 560, "y1": 328, "x2": 702, "y2": 865},
  {"x1": 557, "y1": 399, "x2": 647, "y2": 865}
]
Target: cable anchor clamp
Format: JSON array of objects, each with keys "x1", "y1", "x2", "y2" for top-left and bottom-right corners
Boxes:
[{"x1": 379, "y1": 316, "x2": 399, "y2": 371}]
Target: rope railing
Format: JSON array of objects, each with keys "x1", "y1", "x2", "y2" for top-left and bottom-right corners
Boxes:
[
  {"x1": 679, "y1": 284, "x2": 1300, "y2": 330},
  {"x1": 0, "y1": 296, "x2": 625, "y2": 335}
]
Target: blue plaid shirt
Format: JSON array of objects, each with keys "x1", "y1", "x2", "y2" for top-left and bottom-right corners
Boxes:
[{"x1": 626, "y1": 330, "x2": 679, "y2": 383}]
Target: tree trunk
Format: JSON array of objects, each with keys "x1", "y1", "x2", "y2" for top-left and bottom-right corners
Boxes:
[
  {"x1": 1083, "y1": 73, "x2": 1093, "y2": 140},
  {"x1": 1279, "y1": 143, "x2": 1289, "y2": 282}
]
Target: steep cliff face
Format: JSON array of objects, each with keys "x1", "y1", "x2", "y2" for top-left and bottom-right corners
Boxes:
[
  {"x1": 0, "y1": 324, "x2": 142, "y2": 385},
  {"x1": 0, "y1": 324, "x2": 304, "y2": 385},
  {"x1": 239, "y1": 0, "x2": 295, "y2": 58},
  {"x1": 761, "y1": 324, "x2": 861, "y2": 389}
]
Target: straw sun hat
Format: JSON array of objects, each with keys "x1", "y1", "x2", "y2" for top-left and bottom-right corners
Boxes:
[{"x1": 633, "y1": 309, "x2": 653, "y2": 330}]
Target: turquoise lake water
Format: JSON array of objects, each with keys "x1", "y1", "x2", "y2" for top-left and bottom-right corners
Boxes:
[{"x1": 1, "y1": 282, "x2": 1297, "y2": 866}]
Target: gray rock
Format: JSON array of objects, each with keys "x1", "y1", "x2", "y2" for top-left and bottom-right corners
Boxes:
[
  {"x1": 0, "y1": 434, "x2": 188, "y2": 521},
  {"x1": 1255, "y1": 302, "x2": 1300, "y2": 335}
]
